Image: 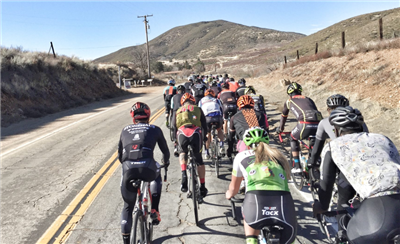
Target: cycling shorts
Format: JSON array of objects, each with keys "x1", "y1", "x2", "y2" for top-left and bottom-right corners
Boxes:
[
  {"x1": 177, "y1": 126, "x2": 204, "y2": 166},
  {"x1": 242, "y1": 191, "x2": 297, "y2": 244},
  {"x1": 164, "y1": 101, "x2": 171, "y2": 114},
  {"x1": 347, "y1": 194, "x2": 400, "y2": 244},
  {"x1": 206, "y1": 115, "x2": 223, "y2": 131},
  {"x1": 121, "y1": 158, "x2": 160, "y2": 192},
  {"x1": 223, "y1": 104, "x2": 237, "y2": 120},
  {"x1": 291, "y1": 122, "x2": 319, "y2": 141}
]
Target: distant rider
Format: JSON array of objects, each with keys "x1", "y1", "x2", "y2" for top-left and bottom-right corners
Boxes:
[
  {"x1": 235, "y1": 78, "x2": 247, "y2": 97},
  {"x1": 170, "y1": 85, "x2": 186, "y2": 156},
  {"x1": 163, "y1": 79, "x2": 177, "y2": 127},
  {"x1": 191, "y1": 78, "x2": 208, "y2": 104}
]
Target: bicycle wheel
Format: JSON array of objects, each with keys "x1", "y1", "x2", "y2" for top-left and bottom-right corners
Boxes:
[
  {"x1": 190, "y1": 158, "x2": 199, "y2": 226},
  {"x1": 290, "y1": 148, "x2": 304, "y2": 190},
  {"x1": 131, "y1": 211, "x2": 145, "y2": 244}
]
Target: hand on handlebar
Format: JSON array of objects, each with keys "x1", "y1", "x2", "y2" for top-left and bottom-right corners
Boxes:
[
  {"x1": 312, "y1": 200, "x2": 326, "y2": 218},
  {"x1": 275, "y1": 127, "x2": 283, "y2": 134},
  {"x1": 161, "y1": 159, "x2": 170, "y2": 168}
]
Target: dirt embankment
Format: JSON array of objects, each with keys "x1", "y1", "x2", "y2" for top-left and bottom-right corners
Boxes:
[{"x1": 247, "y1": 48, "x2": 400, "y2": 148}]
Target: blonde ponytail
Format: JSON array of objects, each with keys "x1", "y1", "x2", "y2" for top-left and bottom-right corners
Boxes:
[{"x1": 254, "y1": 142, "x2": 291, "y2": 180}]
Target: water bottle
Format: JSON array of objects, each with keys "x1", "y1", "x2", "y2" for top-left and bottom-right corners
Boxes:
[
  {"x1": 300, "y1": 156, "x2": 308, "y2": 172},
  {"x1": 258, "y1": 235, "x2": 267, "y2": 244}
]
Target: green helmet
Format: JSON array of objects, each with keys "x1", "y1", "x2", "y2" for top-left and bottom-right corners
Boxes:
[
  {"x1": 243, "y1": 127, "x2": 269, "y2": 148},
  {"x1": 245, "y1": 86, "x2": 256, "y2": 95}
]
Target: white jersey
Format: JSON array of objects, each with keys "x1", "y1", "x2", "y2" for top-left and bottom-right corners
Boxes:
[
  {"x1": 198, "y1": 96, "x2": 223, "y2": 116},
  {"x1": 321, "y1": 132, "x2": 400, "y2": 199}
]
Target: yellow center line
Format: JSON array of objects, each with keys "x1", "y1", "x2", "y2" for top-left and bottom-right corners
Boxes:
[{"x1": 37, "y1": 107, "x2": 166, "y2": 244}]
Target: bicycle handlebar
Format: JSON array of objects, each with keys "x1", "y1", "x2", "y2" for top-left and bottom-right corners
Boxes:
[
  {"x1": 230, "y1": 196, "x2": 244, "y2": 203},
  {"x1": 278, "y1": 132, "x2": 291, "y2": 143}
]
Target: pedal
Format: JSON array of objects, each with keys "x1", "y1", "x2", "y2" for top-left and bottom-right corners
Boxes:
[{"x1": 187, "y1": 191, "x2": 192, "y2": 198}]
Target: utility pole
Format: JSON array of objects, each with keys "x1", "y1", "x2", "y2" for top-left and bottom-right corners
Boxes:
[{"x1": 138, "y1": 14, "x2": 153, "y2": 79}]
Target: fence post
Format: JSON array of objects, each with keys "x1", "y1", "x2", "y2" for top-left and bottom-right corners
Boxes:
[
  {"x1": 342, "y1": 31, "x2": 346, "y2": 49},
  {"x1": 379, "y1": 18, "x2": 383, "y2": 40},
  {"x1": 315, "y1": 43, "x2": 318, "y2": 54},
  {"x1": 296, "y1": 50, "x2": 299, "y2": 60},
  {"x1": 284, "y1": 56, "x2": 287, "y2": 64}
]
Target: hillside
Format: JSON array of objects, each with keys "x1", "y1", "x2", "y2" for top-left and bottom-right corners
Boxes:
[
  {"x1": 94, "y1": 20, "x2": 305, "y2": 63},
  {"x1": 278, "y1": 7, "x2": 400, "y2": 58}
]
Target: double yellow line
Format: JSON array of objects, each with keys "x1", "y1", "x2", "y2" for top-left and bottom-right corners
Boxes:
[{"x1": 37, "y1": 107, "x2": 166, "y2": 244}]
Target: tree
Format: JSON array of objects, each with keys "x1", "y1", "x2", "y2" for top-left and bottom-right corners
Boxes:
[
  {"x1": 193, "y1": 60, "x2": 205, "y2": 73},
  {"x1": 152, "y1": 61, "x2": 164, "y2": 73},
  {"x1": 132, "y1": 46, "x2": 148, "y2": 76}
]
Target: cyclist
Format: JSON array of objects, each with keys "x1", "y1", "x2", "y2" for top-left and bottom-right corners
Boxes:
[
  {"x1": 275, "y1": 82, "x2": 322, "y2": 173},
  {"x1": 175, "y1": 93, "x2": 209, "y2": 197},
  {"x1": 313, "y1": 106, "x2": 400, "y2": 244},
  {"x1": 118, "y1": 102, "x2": 170, "y2": 244},
  {"x1": 244, "y1": 86, "x2": 266, "y2": 115},
  {"x1": 191, "y1": 78, "x2": 208, "y2": 104},
  {"x1": 226, "y1": 127, "x2": 297, "y2": 244},
  {"x1": 170, "y1": 85, "x2": 186, "y2": 156},
  {"x1": 218, "y1": 81, "x2": 238, "y2": 141},
  {"x1": 184, "y1": 76, "x2": 194, "y2": 94},
  {"x1": 308, "y1": 94, "x2": 369, "y2": 169},
  {"x1": 228, "y1": 95, "x2": 269, "y2": 158},
  {"x1": 209, "y1": 79, "x2": 222, "y2": 97},
  {"x1": 163, "y1": 79, "x2": 177, "y2": 127},
  {"x1": 228, "y1": 77, "x2": 240, "y2": 93},
  {"x1": 235, "y1": 78, "x2": 247, "y2": 97},
  {"x1": 199, "y1": 89, "x2": 225, "y2": 159}
]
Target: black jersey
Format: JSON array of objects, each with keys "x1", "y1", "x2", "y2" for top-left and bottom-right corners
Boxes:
[
  {"x1": 172, "y1": 93, "x2": 184, "y2": 112},
  {"x1": 281, "y1": 95, "x2": 322, "y2": 122},
  {"x1": 236, "y1": 86, "x2": 247, "y2": 97},
  {"x1": 218, "y1": 90, "x2": 236, "y2": 105},
  {"x1": 118, "y1": 123, "x2": 170, "y2": 164},
  {"x1": 184, "y1": 81, "x2": 193, "y2": 94},
  {"x1": 230, "y1": 108, "x2": 269, "y2": 140},
  {"x1": 210, "y1": 86, "x2": 221, "y2": 97}
]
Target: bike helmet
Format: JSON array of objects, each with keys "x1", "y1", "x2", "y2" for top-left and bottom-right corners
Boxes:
[
  {"x1": 237, "y1": 95, "x2": 255, "y2": 109},
  {"x1": 329, "y1": 106, "x2": 364, "y2": 134},
  {"x1": 243, "y1": 127, "x2": 269, "y2": 148},
  {"x1": 230, "y1": 77, "x2": 235, "y2": 82},
  {"x1": 287, "y1": 82, "x2": 303, "y2": 95},
  {"x1": 130, "y1": 102, "x2": 151, "y2": 121},
  {"x1": 177, "y1": 85, "x2": 185, "y2": 92},
  {"x1": 245, "y1": 86, "x2": 256, "y2": 95},
  {"x1": 204, "y1": 89, "x2": 215, "y2": 97},
  {"x1": 188, "y1": 76, "x2": 194, "y2": 82},
  {"x1": 326, "y1": 94, "x2": 349, "y2": 108},
  {"x1": 180, "y1": 93, "x2": 196, "y2": 105},
  {"x1": 238, "y1": 78, "x2": 246, "y2": 86},
  {"x1": 168, "y1": 79, "x2": 175, "y2": 85},
  {"x1": 222, "y1": 81, "x2": 230, "y2": 89},
  {"x1": 211, "y1": 80, "x2": 218, "y2": 86}
]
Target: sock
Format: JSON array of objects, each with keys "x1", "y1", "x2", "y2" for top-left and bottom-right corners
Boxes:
[
  {"x1": 219, "y1": 141, "x2": 224, "y2": 147},
  {"x1": 245, "y1": 236, "x2": 258, "y2": 244},
  {"x1": 200, "y1": 179, "x2": 205, "y2": 185},
  {"x1": 122, "y1": 234, "x2": 130, "y2": 244},
  {"x1": 181, "y1": 164, "x2": 187, "y2": 171},
  {"x1": 205, "y1": 149, "x2": 209, "y2": 154}
]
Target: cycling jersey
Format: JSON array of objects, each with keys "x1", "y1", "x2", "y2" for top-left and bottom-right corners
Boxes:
[
  {"x1": 118, "y1": 123, "x2": 170, "y2": 164},
  {"x1": 163, "y1": 85, "x2": 177, "y2": 102},
  {"x1": 228, "y1": 82, "x2": 240, "y2": 93},
  {"x1": 320, "y1": 132, "x2": 400, "y2": 202},
  {"x1": 230, "y1": 108, "x2": 269, "y2": 140},
  {"x1": 191, "y1": 83, "x2": 207, "y2": 104},
  {"x1": 235, "y1": 86, "x2": 247, "y2": 97},
  {"x1": 171, "y1": 93, "x2": 184, "y2": 112},
  {"x1": 198, "y1": 96, "x2": 223, "y2": 116},
  {"x1": 218, "y1": 90, "x2": 236, "y2": 104},
  {"x1": 232, "y1": 150, "x2": 289, "y2": 192},
  {"x1": 210, "y1": 85, "x2": 221, "y2": 97}
]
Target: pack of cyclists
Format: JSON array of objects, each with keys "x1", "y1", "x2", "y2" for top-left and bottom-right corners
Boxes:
[{"x1": 118, "y1": 75, "x2": 400, "y2": 244}]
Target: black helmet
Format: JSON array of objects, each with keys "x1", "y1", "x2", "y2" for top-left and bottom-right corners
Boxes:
[
  {"x1": 224, "y1": 74, "x2": 228, "y2": 78},
  {"x1": 326, "y1": 94, "x2": 349, "y2": 108},
  {"x1": 287, "y1": 82, "x2": 302, "y2": 95},
  {"x1": 230, "y1": 77, "x2": 235, "y2": 82},
  {"x1": 177, "y1": 85, "x2": 185, "y2": 92},
  {"x1": 329, "y1": 106, "x2": 364, "y2": 134},
  {"x1": 211, "y1": 80, "x2": 218, "y2": 86},
  {"x1": 238, "y1": 78, "x2": 246, "y2": 86}
]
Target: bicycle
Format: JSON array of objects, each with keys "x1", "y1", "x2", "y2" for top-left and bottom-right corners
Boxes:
[
  {"x1": 187, "y1": 144, "x2": 203, "y2": 226},
  {"x1": 209, "y1": 124, "x2": 221, "y2": 178},
  {"x1": 230, "y1": 197, "x2": 284, "y2": 244},
  {"x1": 130, "y1": 164, "x2": 168, "y2": 244},
  {"x1": 278, "y1": 131, "x2": 315, "y2": 190},
  {"x1": 226, "y1": 111, "x2": 238, "y2": 161},
  {"x1": 169, "y1": 113, "x2": 175, "y2": 142}
]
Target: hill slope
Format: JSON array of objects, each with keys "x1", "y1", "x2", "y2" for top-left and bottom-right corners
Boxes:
[
  {"x1": 279, "y1": 7, "x2": 400, "y2": 57},
  {"x1": 94, "y1": 20, "x2": 305, "y2": 63}
]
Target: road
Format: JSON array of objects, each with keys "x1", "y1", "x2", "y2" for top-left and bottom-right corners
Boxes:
[{"x1": 1, "y1": 86, "x2": 329, "y2": 244}]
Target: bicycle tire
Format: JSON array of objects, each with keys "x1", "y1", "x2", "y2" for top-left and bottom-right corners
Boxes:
[
  {"x1": 213, "y1": 135, "x2": 220, "y2": 178},
  {"x1": 190, "y1": 153, "x2": 199, "y2": 226},
  {"x1": 131, "y1": 211, "x2": 145, "y2": 244},
  {"x1": 148, "y1": 222, "x2": 153, "y2": 243},
  {"x1": 169, "y1": 115, "x2": 174, "y2": 142},
  {"x1": 290, "y1": 147, "x2": 304, "y2": 190}
]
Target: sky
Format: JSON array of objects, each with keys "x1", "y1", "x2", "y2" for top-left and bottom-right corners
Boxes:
[{"x1": 1, "y1": 0, "x2": 399, "y2": 60}]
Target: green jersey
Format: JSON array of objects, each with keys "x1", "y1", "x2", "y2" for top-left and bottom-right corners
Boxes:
[{"x1": 232, "y1": 150, "x2": 289, "y2": 192}]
